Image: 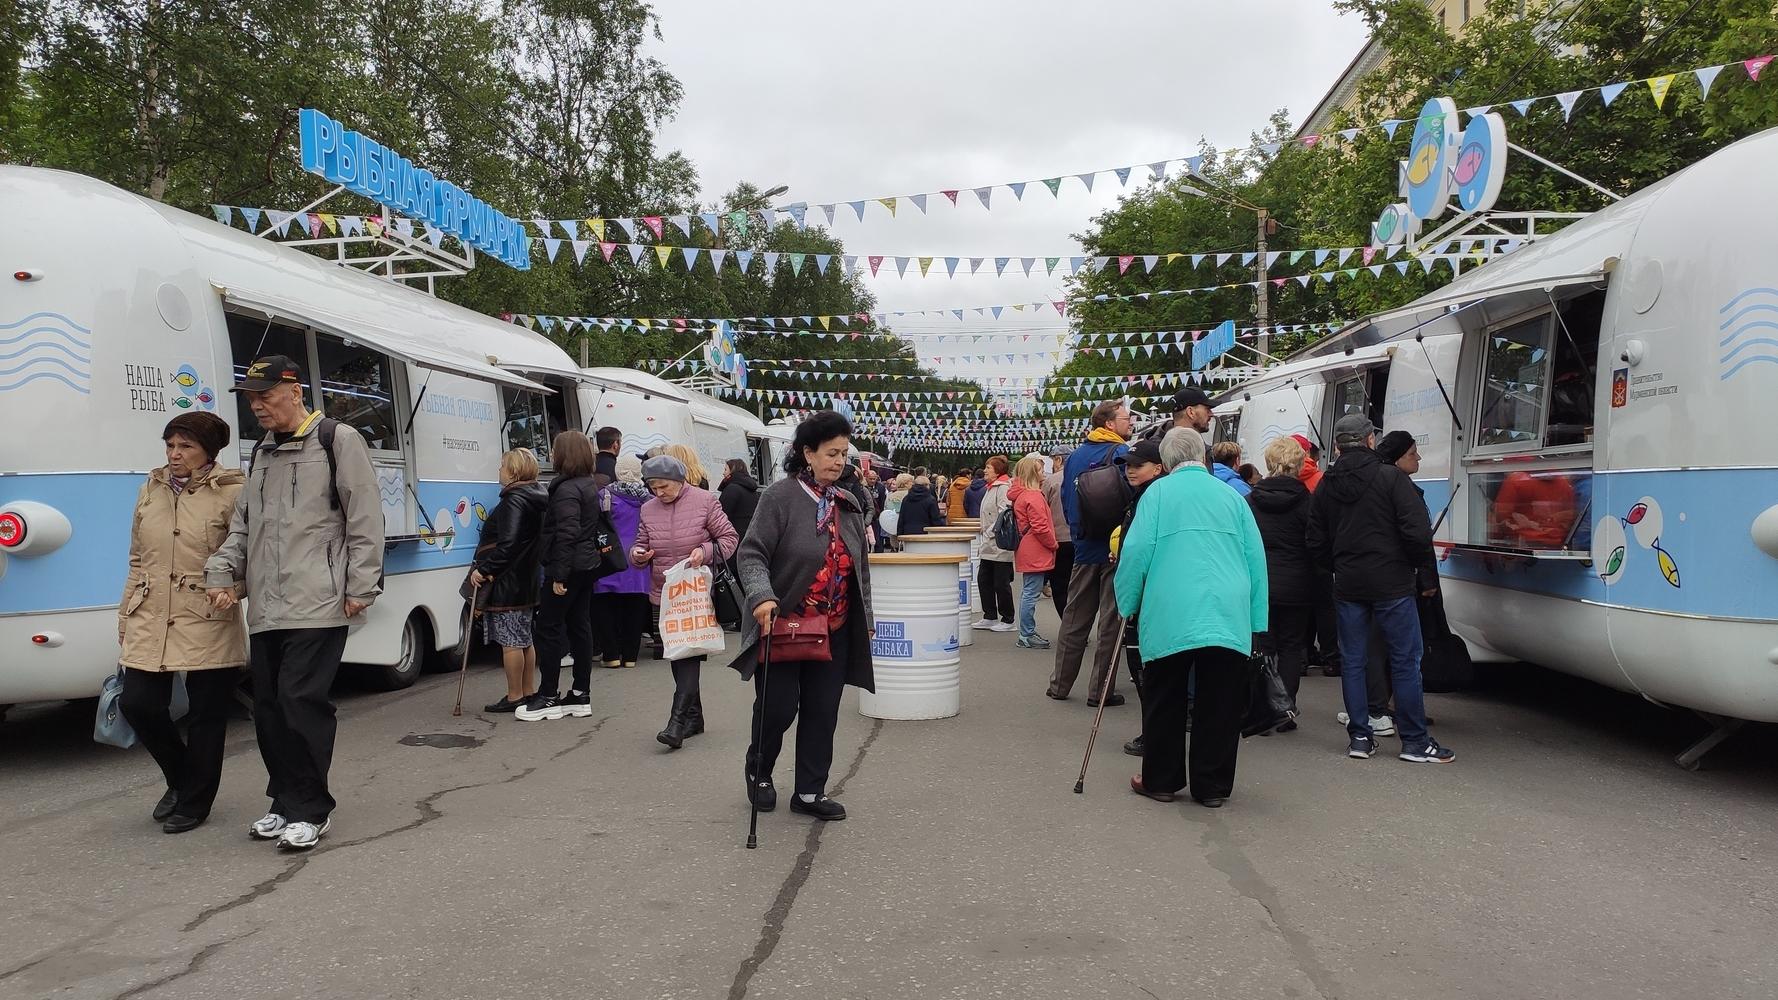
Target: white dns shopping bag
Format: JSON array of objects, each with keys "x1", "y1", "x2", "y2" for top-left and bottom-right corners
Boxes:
[{"x1": 659, "y1": 559, "x2": 727, "y2": 661}]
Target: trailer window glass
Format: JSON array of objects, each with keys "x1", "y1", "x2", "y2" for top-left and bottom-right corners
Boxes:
[
  {"x1": 1468, "y1": 469, "x2": 1593, "y2": 552},
  {"x1": 226, "y1": 313, "x2": 309, "y2": 445},
  {"x1": 1212, "y1": 413, "x2": 1241, "y2": 445},
  {"x1": 1474, "y1": 315, "x2": 1550, "y2": 450},
  {"x1": 314, "y1": 336, "x2": 401, "y2": 453},
  {"x1": 502, "y1": 387, "x2": 553, "y2": 466}
]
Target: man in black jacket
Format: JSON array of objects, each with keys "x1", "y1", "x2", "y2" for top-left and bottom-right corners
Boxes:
[{"x1": 1308, "y1": 414, "x2": 1454, "y2": 765}]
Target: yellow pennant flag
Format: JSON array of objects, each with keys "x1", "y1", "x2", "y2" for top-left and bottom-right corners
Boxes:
[
  {"x1": 1165, "y1": 252, "x2": 1181, "y2": 264},
  {"x1": 319, "y1": 214, "x2": 339, "y2": 235},
  {"x1": 638, "y1": 318, "x2": 652, "y2": 330},
  {"x1": 918, "y1": 256, "x2": 933, "y2": 277},
  {"x1": 818, "y1": 316, "x2": 831, "y2": 330},
  {"x1": 654, "y1": 245, "x2": 673, "y2": 267},
  {"x1": 1647, "y1": 74, "x2": 1675, "y2": 109},
  {"x1": 878, "y1": 197, "x2": 897, "y2": 217},
  {"x1": 588, "y1": 218, "x2": 606, "y2": 240}
]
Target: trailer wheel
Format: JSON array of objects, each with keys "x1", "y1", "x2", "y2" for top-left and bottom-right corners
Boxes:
[
  {"x1": 367, "y1": 614, "x2": 429, "y2": 691},
  {"x1": 426, "y1": 603, "x2": 474, "y2": 673}
]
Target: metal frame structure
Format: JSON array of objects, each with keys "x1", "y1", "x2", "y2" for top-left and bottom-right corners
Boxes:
[{"x1": 252, "y1": 185, "x2": 474, "y2": 295}]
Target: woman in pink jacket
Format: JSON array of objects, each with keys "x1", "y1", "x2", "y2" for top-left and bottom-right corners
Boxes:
[
  {"x1": 631, "y1": 454, "x2": 740, "y2": 750},
  {"x1": 1009, "y1": 454, "x2": 1059, "y2": 649}
]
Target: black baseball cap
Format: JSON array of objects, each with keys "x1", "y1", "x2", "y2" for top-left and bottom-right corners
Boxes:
[
  {"x1": 232, "y1": 355, "x2": 305, "y2": 393},
  {"x1": 1171, "y1": 387, "x2": 1212, "y2": 412},
  {"x1": 1126, "y1": 438, "x2": 1164, "y2": 468}
]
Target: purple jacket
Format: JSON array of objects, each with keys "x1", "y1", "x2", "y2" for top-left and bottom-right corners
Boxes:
[
  {"x1": 632, "y1": 485, "x2": 739, "y2": 605},
  {"x1": 595, "y1": 483, "x2": 651, "y2": 595}
]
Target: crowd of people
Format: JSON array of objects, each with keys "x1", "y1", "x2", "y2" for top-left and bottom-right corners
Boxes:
[{"x1": 115, "y1": 353, "x2": 1452, "y2": 845}]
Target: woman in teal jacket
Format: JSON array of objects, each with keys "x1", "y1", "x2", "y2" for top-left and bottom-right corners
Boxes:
[{"x1": 1114, "y1": 428, "x2": 1268, "y2": 808}]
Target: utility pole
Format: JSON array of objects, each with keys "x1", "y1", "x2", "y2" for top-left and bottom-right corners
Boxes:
[{"x1": 1254, "y1": 207, "x2": 1271, "y2": 360}]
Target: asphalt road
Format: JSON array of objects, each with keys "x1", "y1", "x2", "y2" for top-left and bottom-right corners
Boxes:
[{"x1": 3, "y1": 604, "x2": 1776, "y2": 1000}]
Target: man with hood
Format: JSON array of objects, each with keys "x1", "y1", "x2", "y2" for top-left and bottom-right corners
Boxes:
[
  {"x1": 897, "y1": 475, "x2": 947, "y2": 536},
  {"x1": 1307, "y1": 414, "x2": 1452, "y2": 765},
  {"x1": 963, "y1": 470, "x2": 989, "y2": 519}
]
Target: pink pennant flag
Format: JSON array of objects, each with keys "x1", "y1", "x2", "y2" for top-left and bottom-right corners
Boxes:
[
  {"x1": 642, "y1": 216, "x2": 664, "y2": 239},
  {"x1": 1052, "y1": 301, "x2": 1066, "y2": 316},
  {"x1": 306, "y1": 213, "x2": 323, "y2": 238},
  {"x1": 868, "y1": 255, "x2": 885, "y2": 277},
  {"x1": 1117, "y1": 255, "x2": 1135, "y2": 274},
  {"x1": 599, "y1": 242, "x2": 617, "y2": 261},
  {"x1": 942, "y1": 190, "x2": 959, "y2": 205},
  {"x1": 1747, "y1": 55, "x2": 1773, "y2": 81},
  {"x1": 1361, "y1": 246, "x2": 1377, "y2": 265},
  {"x1": 1301, "y1": 134, "x2": 1321, "y2": 148}
]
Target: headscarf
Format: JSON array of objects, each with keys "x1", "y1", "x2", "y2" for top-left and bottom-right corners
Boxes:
[{"x1": 616, "y1": 453, "x2": 643, "y2": 485}]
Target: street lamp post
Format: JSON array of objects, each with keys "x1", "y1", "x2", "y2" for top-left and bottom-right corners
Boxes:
[{"x1": 1180, "y1": 180, "x2": 1277, "y2": 360}]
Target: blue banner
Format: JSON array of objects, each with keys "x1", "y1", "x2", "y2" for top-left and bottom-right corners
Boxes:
[
  {"x1": 1191, "y1": 319, "x2": 1237, "y2": 370},
  {"x1": 298, "y1": 108, "x2": 529, "y2": 270}
]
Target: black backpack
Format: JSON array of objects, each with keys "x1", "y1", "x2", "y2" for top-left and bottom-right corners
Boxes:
[
  {"x1": 1073, "y1": 446, "x2": 1133, "y2": 542},
  {"x1": 993, "y1": 500, "x2": 1022, "y2": 551}
]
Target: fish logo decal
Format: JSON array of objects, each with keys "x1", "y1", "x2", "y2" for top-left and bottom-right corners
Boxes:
[
  {"x1": 1594, "y1": 496, "x2": 1680, "y2": 588},
  {"x1": 170, "y1": 364, "x2": 216, "y2": 411},
  {"x1": 1452, "y1": 143, "x2": 1485, "y2": 184}
]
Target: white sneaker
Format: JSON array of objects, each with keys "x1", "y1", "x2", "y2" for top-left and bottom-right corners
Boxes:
[
  {"x1": 277, "y1": 818, "x2": 331, "y2": 851},
  {"x1": 249, "y1": 812, "x2": 288, "y2": 840},
  {"x1": 1335, "y1": 711, "x2": 1397, "y2": 737},
  {"x1": 991, "y1": 621, "x2": 1018, "y2": 632},
  {"x1": 970, "y1": 619, "x2": 997, "y2": 631}
]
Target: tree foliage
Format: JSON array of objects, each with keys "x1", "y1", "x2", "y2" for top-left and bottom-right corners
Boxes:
[{"x1": 1055, "y1": 0, "x2": 1778, "y2": 413}]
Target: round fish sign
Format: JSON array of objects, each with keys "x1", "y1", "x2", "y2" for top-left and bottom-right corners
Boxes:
[
  {"x1": 1402, "y1": 97, "x2": 1460, "y2": 224},
  {"x1": 1453, "y1": 112, "x2": 1507, "y2": 214}
]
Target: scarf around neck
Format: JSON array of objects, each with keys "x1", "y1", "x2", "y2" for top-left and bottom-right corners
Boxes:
[
  {"x1": 1086, "y1": 426, "x2": 1125, "y2": 446},
  {"x1": 799, "y1": 472, "x2": 842, "y2": 531}
]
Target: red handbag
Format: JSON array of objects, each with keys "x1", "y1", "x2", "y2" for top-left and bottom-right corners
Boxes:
[{"x1": 765, "y1": 611, "x2": 832, "y2": 664}]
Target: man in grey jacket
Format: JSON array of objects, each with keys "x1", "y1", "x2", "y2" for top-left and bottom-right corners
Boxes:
[{"x1": 205, "y1": 355, "x2": 385, "y2": 851}]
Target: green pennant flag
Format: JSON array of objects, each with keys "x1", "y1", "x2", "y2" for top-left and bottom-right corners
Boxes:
[
  {"x1": 789, "y1": 253, "x2": 805, "y2": 275},
  {"x1": 1046, "y1": 257, "x2": 1060, "y2": 274},
  {"x1": 727, "y1": 211, "x2": 749, "y2": 237},
  {"x1": 1042, "y1": 177, "x2": 1062, "y2": 197}
]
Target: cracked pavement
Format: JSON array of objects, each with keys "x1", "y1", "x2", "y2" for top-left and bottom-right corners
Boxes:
[{"x1": 4, "y1": 605, "x2": 1778, "y2": 1000}]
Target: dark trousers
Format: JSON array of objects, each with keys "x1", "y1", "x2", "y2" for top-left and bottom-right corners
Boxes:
[
  {"x1": 1048, "y1": 541, "x2": 1074, "y2": 617},
  {"x1": 535, "y1": 571, "x2": 595, "y2": 696},
  {"x1": 978, "y1": 560, "x2": 1014, "y2": 623},
  {"x1": 1259, "y1": 602, "x2": 1313, "y2": 707},
  {"x1": 1336, "y1": 597, "x2": 1430, "y2": 747},
  {"x1": 1310, "y1": 591, "x2": 1340, "y2": 667},
  {"x1": 120, "y1": 667, "x2": 239, "y2": 818},
  {"x1": 1140, "y1": 646, "x2": 1247, "y2": 800},
  {"x1": 671, "y1": 656, "x2": 705, "y2": 696},
  {"x1": 1122, "y1": 618, "x2": 1145, "y2": 709},
  {"x1": 590, "y1": 591, "x2": 650, "y2": 663},
  {"x1": 748, "y1": 620, "x2": 852, "y2": 796},
  {"x1": 250, "y1": 627, "x2": 347, "y2": 824}
]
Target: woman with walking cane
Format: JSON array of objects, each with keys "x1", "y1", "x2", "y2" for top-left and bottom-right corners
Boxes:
[
  {"x1": 730, "y1": 411, "x2": 874, "y2": 823},
  {"x1": 1114, "y1": 428, "x2": 1268, "y2": 809}
]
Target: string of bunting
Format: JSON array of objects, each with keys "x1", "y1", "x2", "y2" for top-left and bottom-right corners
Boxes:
[{"x1": 208, "y1": 53, "x2": 1770, "y2": 256}]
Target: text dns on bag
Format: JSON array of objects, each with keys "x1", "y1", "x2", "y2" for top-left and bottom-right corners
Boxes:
[{"x1": 658, "y1": 559, "x2": 727, "y2": 661}]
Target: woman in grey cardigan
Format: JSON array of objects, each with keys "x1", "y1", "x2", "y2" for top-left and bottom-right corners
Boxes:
[{"x1": 730, "y1": 411, "x2": 874, "y2": 821}]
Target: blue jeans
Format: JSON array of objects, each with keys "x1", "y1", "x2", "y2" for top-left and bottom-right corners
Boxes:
[
  {"x1": 1018, "y1": 571, "x2": 1046, "y2": 638},
  {"x1": 1335, "y1": 597, "x2": 1430, "y2": 748}
]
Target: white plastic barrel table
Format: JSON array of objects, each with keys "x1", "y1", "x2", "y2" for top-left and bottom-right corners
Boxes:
[
  {"x1": 901, "y1": 532, "x2": 975, "y2": 646},
  {"x1": 860, "y1": 553, "x2": 966, "y2": 720}
]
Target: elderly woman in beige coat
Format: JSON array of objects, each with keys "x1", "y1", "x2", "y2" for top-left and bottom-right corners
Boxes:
[{"x1": 118, "y1": 411, "x2": 247, "y2": 834}]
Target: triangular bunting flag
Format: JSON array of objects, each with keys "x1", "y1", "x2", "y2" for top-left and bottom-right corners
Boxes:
[
  {"x1": 1555, "y1": 91, "x2": 1582, "y2": 121},
  {"x1": 1382, "y1": 119, "x2": 1404, "y2": 138},
  {"x1": 893, "y1": 256, "x2": 910, "y2": 277},
  {"x1": 543, "y1": 238, "x2": 562, "y2": 262},
  {"x1": 1141, "y1": 255, "x2": 1158, "y2": 273},
  {"x1": 868, "y1": 255, "x2": 884, "y2": 277},
  {"x1": 944, "y1": 257, "x2": 960, "y2": 278},
  {"x1": 1046, "y1": 256, "x2": 1060, "y2": 275},
  {"x1": 698, "y1": 212, "x2": 719, "y2": 234},
  {"x1": 1747, "y1": 56, "x2": 1774, "y2": 81},
  {"x1": 878, "y1": 197, "x2": 897, "y2": 217},
  {"x1": 642, "y1": 216, "x2": 664, "y2": 239},
  {"x1": 241, "y1": 207, "x2": 262, "y2": 231},
  {"x1": 1510, "y1": 98, "x2": 1535, "y2": 116},
  {"x1": 1694, "y1": 64, "x2": 1724, "y2": 100},
  {"x1": 1114, "y1": 166, "x2": 1132, "y2": 186},
  {"x1": 1117, "y1": 255, "x2": 1134, "y2": 274},
  {"x1": 627, "y1": 243, "x2": 646, "y2": 264},
  {"x1": 917, "y1": 256, "x2": 933, "y2": 277},
  {"x1": 763, "y1": 252, "x2": 780, "y2": 271},
  {"x1": 1599, "y1": 81, "x2": 1630, "y2": 106},
  {"x1": 942, "y1": 190, "x2": 959, "y2": 205},
  {"x1": 815, "y1": 254, "x2": 832, "y2": 274},
  {"x1": 1041, "y1": 177, "x2": 1061, "y2": 197},
  {"x1": 849, "y1": 201, "x2": 867, "y2": 221},
  {"x1": 1647, "y1": 74, "x2": 1675, "y2": 109},
  {"x1": 975, "y1": 187, "x2": 992, "y2": 209},
  {"x1": 788, "y1": 254, "x2": 805, "y2": 276},
  {"x1": 653, "y1": 245, "x2": 672, "y2": 267},
  {"x1": 211, "y1": 204, "x2": 231, "y2": 225},
  {"x1": 909, "y1": 194, "x2": 927, "y2": 214},
  {"x1": 614, "y1": 218, "x2": 637, "y2": 241},
  {"x1": 1076, "y1": 172, "x2": 1095, "y2": 192}
]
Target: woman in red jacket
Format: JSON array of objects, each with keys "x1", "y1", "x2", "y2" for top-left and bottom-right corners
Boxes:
[{"x1": 1009, "y1": 454, "x2": 1059, "y2": 649}]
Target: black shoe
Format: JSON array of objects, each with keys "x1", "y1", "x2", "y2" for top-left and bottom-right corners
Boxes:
[
  {"x1": 1045, "y1": 690, "x2": 1069, "y2": 701},
  {"x1": 560, "y1": 690, "x2": 593, "y2": 719},
  {"x1": 789, "y1": 795, "x2": 846, "y2": 821},
  {"x1": 1194, "y1": 797, "x2": 1228, "y2": 809},
  {"x1": 162, "y1": 813, "x2": 206, "y2": 834},
  {"x1": 1321, "y1": 663, "x2": 1341, "y2": 677},
  {"x1": 656, "y1": 693, "x2": 691, "y2": 750},
  {"x1": 747, "y1": 777, "x2": 777, "y2": 811},
  {"x1": 1276, "y1": 719, "x2": 1298, "y2": 733},
  {"x1": 152, "y1": 789, "x2": 179, "y2": 822},
  {"x1": 684, "y1": 692, "x2": 705, "y2": 737},
  {"x1": 1122, "y1": 734, "x2": 1145, "y2": 756},
  {"x1": 483, "y1": 695, "x2": 524, "y2": 714},
  {"x1": 1086, "y1": 692, "x2": 1126, "y2": 708},
  {"x1": 514, "y1": 692, "x2": 565, "y2": 722}
]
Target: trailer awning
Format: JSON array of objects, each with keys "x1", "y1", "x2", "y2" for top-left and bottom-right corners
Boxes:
[{"x1": 219, "y1": 288, "x2": 548, "y2": 392}]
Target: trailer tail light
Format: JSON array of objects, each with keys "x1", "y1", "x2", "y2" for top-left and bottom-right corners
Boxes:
[{"x1": 0, "y1": 511, "x2": 24, "y2": 548}]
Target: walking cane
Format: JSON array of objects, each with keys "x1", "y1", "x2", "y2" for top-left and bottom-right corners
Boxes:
[
  {"x1": 1073, "y1": 654, "x2": 1121, "y2": 794},
  {"x1": 452, "y1": 581, "x2": 480, "y2": 717},
  {"x1": 746, "y1": 613, "x2": 774, "y2": 850}
]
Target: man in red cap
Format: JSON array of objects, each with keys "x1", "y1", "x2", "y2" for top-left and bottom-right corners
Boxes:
[{"x1": 1291, "y1": 434, "x2": 1324, "y2": 492}]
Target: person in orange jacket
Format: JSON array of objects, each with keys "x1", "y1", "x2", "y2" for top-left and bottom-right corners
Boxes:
[
  {"x1": 947, "y1": 469, "x2": 972, "y2": 522},
  {"x1": 1291, "y1": 435, "x2": 1324, "y2": 492}
]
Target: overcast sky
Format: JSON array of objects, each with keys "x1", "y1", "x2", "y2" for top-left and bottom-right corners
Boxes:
[{"x1": 651, "y1": 0, "x2": 1372, "y2": 390}]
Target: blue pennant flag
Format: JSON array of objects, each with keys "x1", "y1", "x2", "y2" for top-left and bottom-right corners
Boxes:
[
  {"x1": 1008, "y1": 182, "x2": 1026, "y2": 201},
  {"x1": 1511, "y1": 98, "x2": 1535, "y2": 116},
  {"x1": 699, "y1": 212, "x2": 720, "y2": 233},
  {"x1": 1381, "y1": 119, "x2": 1404, "y2": 138},
  {"x1": 1600, "y1": 82, "x2": 1629, "y2": 106},
  {"x1": 241, "y1": 207, "x2": 262, "y2": 231},
  {"x1": 849, "y1": 201, "x2": 866, "y2": 221},
  {"x1": 815, "y1": 254, "x2": 832, "y2": 274}
]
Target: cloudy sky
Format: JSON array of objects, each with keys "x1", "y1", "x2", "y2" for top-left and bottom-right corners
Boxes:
[{"x1": 652, "y1": 0, "x2": 1373, "y2": 390}]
